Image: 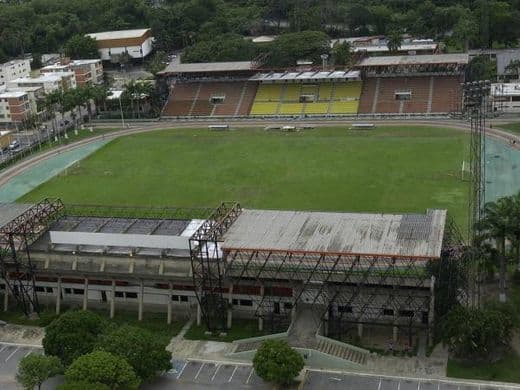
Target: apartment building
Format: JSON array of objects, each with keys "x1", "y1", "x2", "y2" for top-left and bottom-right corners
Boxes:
[
  {"x1": 41, "y1": 59, "x2": 103, "y2": 85},
  {"x1": 0, "y1": 91, "x2": 32, "y2": 124},
  {"x1": 8, "y1": 72, "x2": 76, "y2": 94},
  {"x1": 0, "y1": 59, "x2": 31, "y2": 86}
]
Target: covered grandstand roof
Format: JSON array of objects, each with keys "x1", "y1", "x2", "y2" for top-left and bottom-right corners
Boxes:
[
  {"x1": 250, "y1": 70, "x2": 360, "y2": 82},
  {"x1": 222, "y1": 209, "x2": 447, "y2": 259},
  {"x1": 159, "y1": 60, "x2": 255, "y2": 75},
  {"x1": 357, "y1": 54, "x2": 469, "y2": 67},
  {"x1": 0, "y1": 203, "x2": 33, "y2": 230}
]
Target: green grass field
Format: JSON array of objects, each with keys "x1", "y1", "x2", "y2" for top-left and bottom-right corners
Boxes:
[
  {"x1": 496, "y1": 122, "x2": 520, "y2": 134},
  {"x1": 19, "y1": 126, "x2": 470, "y2": 227}
]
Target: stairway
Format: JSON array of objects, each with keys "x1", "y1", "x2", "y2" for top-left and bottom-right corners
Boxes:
[
  {"x1": 371, "y1": 78, "x2": 381, "y2": 114},
  {"x1": 234, "y1": 82, "x2": 248, "y2": 117},
  {"x1": 427, "y1": 76, "x2": 434, "y2": 114},
  {"x1": 188, "y1": 83, "x2": 202, "y2": 116},
  {"x1": 316, "y1": 337, "x2": 368, "y2": 365}
]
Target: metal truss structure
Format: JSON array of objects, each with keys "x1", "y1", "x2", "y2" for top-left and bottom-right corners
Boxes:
[
  {"x1": 189, "y1": 202, "x2": 242, "y2": 331},
  {"x1": 64, "y1": 204, "x2": 213, "y2": 220},
  {"x1": 0, "y1": 199, "x2": 64, "y2": 315}
]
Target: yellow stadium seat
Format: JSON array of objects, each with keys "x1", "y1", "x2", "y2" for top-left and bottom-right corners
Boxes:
[
  {"x1": 250, "y1": 102, "x2": 279, "y2": 115},
  {"x1": 284, "y1": 84, "x2": 301, "y2": 101},
  {"x1": 330, "y1": 101, "x2": 359, "y2": 114},
  {"x1": 255, "y1": 84, "x2": 283, "y2": 101},
  {"x1": 318, "y1": 84, "x2": 334, "y2": 100},
  {"x1": 305, "y1": 102, "x2": 330, "y2": 114},
  {"x1": 279, "y1": 103, "x2": 304, "y2": 115}
]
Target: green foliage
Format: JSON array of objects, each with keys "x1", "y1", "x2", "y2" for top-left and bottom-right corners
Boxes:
[
  {"x1": 95, "y1": 325, "x2": 171, "y2": 381},
  {"x1": 65, "y1": 351, "x2": 140, "y2": 390},
  {"x1": 16, "y1": 354, "x2": 63, "y2": 390},
  {"x1": 144, "y1": 51, "x2": 168, "y2": 75},
  {"x1": 441, "y1": 304, "x2": 517, "y2": 360},
  {"x1": 331, "y1": 42, "x2": 351, "y2": 66},
  {"x1": 466, "y1": 55, "x2": 496, "y2": 82},
  {"x1": 56, "y1": 382, "x2": 110, "y2": 390},
  {"x1": 265, "y1": 31, "x2": 330, "y2": 67},
  {"x1": 64, "y1": 35, "x2": 99, "y2": 60},
  {"x1": 43, "y1": 310, "x2": 110, "y2": 366},
  {"x1": 182, "y1": 33, "x2": 256, "y2": 63},
  {"x1": 253, "y1": 340, "x2": 304, "y2": 385}
]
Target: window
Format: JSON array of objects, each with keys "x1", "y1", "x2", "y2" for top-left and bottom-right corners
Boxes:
[
  {"x1": 126, "y1": 292, "x2": 138, "y2": 299},
  {"x1": 64, "y1": 288, "x2": 72, "y2": 294},
  {"x1": 46, "y1": 287, "x2": 53, "y2": 293},
  {"x1": 73, "y1": 289, "x2": 84, "y2": 295},
  {"x1": 232, "y1": 298, "x2": 238, "y2": 305},
  {"x1": 399, "y1": 310, "x2": 414, "y2": 318},
  {"x1": 171, "y1": 295, "x2": 180, "y2": 302},
  {"x1": 239, "y1": 299, "x2": 253, "y2": 307},
  {"x1": 115, "y1": 291, "x2": 124, "y2": 298},
  {"x1": 284, "y1": 302, "x2": 293, "y2": 310},
  {"x1": 382, "y1": 309, "x2": 394, "y2": 316},
  {"x1": 180, "y1": 295, "x2": 188, "y2": 302},
  {"x1": 35, "y1": 286, "x2": 45, "y2": 292},
  {"x1": 210, "y1": 96, "x2": 225, "y2": 104},
  {"x1": 395, "y1": 91, "x2": 412, "y2": 101}
]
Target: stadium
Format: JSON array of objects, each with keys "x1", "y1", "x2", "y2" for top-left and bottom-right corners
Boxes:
[{"x1": 0, "y1": 51, "x2": 493, "y2": 365}]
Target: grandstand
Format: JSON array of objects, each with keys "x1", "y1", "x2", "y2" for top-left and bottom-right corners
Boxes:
[
  {"x1": 158, "y1": 54, "x2": 468, "y2": 118},
  {"x1": 357, "y1": 54, "x2": 468, "y2": 115},
  {"x1": 249, "y1": 70, "x2": 362, "y2": 116}
]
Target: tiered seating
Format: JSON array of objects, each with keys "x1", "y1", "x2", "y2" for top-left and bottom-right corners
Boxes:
[
  {"x1": 358, "y1": 76, "x2": 462, "y2": 114},
  {"x1": 431, "y1": 76, "x2": 462, "y2": 113},
  {"x1": 162, "y1": 81, "x2": 258, "y2": 117},
  {"x1": 250, "y1": 81, "x2": 363, "y2": 116}
]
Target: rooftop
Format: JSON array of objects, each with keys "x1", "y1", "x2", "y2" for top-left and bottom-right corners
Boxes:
[
  {"x1": 86, "y1": 28, "x2": 150, "y2": 41},
  {"x1": 222, "y1": 209, "x2": 447, "y2": 259},
  {"x1": 0, "y1": 203, "x2": 34, "y2": 230},
  {"x1": 159, "y1": 60, "x2": 255, "y2": 75},
  {"x1": 10, "y1": 72, "x2": 74, "y2": 83},
  {"x1": 352, "y1": 43, "x2": 438, "y2": 53},
  {"x1": 357, "y1": 54, "x2": 469, "y2": 67},
  {"x1": 0, "y1": 91, "x2": 27, "y2": 98},
  {"x1": 72, "y1": 59, "x2": 101, "y2": 65},
  {"x1": 250, "y1": 70, "x2": 360, "y2": 81}
]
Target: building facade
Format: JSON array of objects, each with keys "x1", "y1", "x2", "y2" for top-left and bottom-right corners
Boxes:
[
  {"x1": 41, "y1": 59, "x2": 103, "y2": 86},
  {"x1": 8, "y1": 72, "x2": 76, "y2": 93},
  {"x1": 86, "y1": 29, "x2": 154, "y2": 61},
  {"x1": 0, "y1": 59, "x2": 31, "y2": 86},
  {"x1": 0, "y1": 91, "x2": 33, "y2": 125}
]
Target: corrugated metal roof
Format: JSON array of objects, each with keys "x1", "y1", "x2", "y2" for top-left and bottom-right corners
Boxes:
[
  {"x1": 86, "y1": 29, "x2": 150, "y2": 41},
  {"x1": 222, "y1": 209, "x2": 447, "y2": 259},
  {"x1": 0, "y1": 203, "x2": 33, "y2": 230},
  {"x1": 357, "y1": 54, "x2": 469, "y2": 67},
  {"x1": 160, "y1": 61, "x2": 254, "y2": 74}
]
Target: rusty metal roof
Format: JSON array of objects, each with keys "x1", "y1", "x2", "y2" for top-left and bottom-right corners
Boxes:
[{"x1": 222, "y1": 209, "x2": 447, "y2": 259}]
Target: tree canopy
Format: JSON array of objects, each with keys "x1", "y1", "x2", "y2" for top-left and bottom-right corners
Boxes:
[
  {"x1": 253, "y1": 340, "x2": 304, "y2": 385},
  {"x1": 64, "y1": 35, "x2": 99, "y2": 60},
  {"x1": 42, "y1": 310, "x2": 110, "y2": 366},
  {"x1": 64, "y1": 351, "x2": 140, "y2": 390},
  {"x1": 95, "y1": 325, "x2": 171, "y2": 381},
  {"x1": 16, "y1": 354, "x2": 63, "y2": 390},
  {"x1": 1, "y1": 0, "x2": 519, "y2": 62}
]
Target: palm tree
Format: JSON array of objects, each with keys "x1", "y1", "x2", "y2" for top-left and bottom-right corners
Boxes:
[
  {"x1": 476, "y1": 197, "x2": 515, "y2": 302},
  {"x1": 386, "y1": 30, "x2": 402, "y2": 53},
  {"x1": 507, "y1": 192, "x2": 520, "y2": 270}
]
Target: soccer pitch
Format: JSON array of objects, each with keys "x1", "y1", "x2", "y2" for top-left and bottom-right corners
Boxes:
[{"x1": 19, "y1": 126, "x2": 470, "y2": 228}]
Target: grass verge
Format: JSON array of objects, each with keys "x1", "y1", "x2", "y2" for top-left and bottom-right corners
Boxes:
[{"x1": 184, "y1": 319, "x2": 268, "y2": 342}]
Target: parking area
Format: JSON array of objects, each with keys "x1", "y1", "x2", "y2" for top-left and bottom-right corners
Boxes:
[
  {"x1": 303, "y1": 370, "x2": 520, "y2": 390},
  {"x1": 145, "y1": 359, "x2": 275, "y2": 389},
  {"x1": 0, "y1": 342, "x2": 43, "y2": 389}
]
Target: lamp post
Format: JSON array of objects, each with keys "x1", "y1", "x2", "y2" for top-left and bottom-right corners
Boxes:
[
  {"x1": 118, "y1": 93, "x2": 126, "y2": 128},
  {"x1": 321, "y1": 54, "x2": 329, "y2": 71}
]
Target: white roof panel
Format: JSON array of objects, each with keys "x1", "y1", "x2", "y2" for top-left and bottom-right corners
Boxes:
[{"x1": 86, "y1": 29, "x2": 150, "y2": 41}]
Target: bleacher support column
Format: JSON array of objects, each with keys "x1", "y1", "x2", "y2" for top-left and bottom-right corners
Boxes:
[
  {"x1": 393, "y1": 285, "x2": 398, "y2": 343},
  {"x1": 82, "y1": 278, "x2": 88, "y2": 310},
  {"x1": 227, "y1": 283, "x2": 233, "y2": 329},
  {"x1": 3, "y1": 275, "x2": 9, "y2": 312},
  {"x1": 428, "y1": 276, "x2": 436, "y2": 347},
  {"x1": 167, "y1": 282, "x2": 172, "y2": 325},
  {"x1": 357, "y1": 323, "x2": 363, "y2": 339},
  {"x1": 258, "y1": 284, "x2": 264, "y2": 331},
  {"x1": 196, "y1": 287, "x2": 202, "y2": 326},
  {"x1": 138, "y1": 280, "x2": 144, "y2": 321},
  {"x1": 110, "y1": 280, "x2": 116, "y2": 319},
  {"x1": 55, "y1": 277, "x2": 62, "y2": 315}
]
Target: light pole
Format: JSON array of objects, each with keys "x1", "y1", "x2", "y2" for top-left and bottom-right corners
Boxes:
[
  {"x1": 321, "y1": 54, "x2": 329, "y2": 71},
  {"x1": 118, "y1": 94, "x2": 126, "y2": 128}
]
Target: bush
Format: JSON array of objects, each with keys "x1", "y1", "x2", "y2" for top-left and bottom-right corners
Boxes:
[
  {"x1": 65, "y1": 351, "x2": 140, "y2": 390},
  {"x1": 441, "y1": 304, "x2": 517, "y2": 361},
  {"x1": 43, "y1": 310, "x2": 110, "y2": 366},
  {"x1": 96, "y1": 325, "x2": 171, "y2": 381},
  {"x1": 16, "y1": 354, "x2": 63, "y2": 390},
  {"x1": 253, "y1": 340, "x2": 304, "y2": 385},
  {"x1": 56, "y1": 382, "x2": 110, "y2": 390}
]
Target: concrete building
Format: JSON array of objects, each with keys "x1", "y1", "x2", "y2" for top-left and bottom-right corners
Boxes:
[
  {"x1": 0, "y1": 90, "x2": 33, "y2": 125},
  {"x1": 491, "y1": 82, "x2": 520, "y2": 112},
  {"x1": 41, "y1": 59, "x2": 103, "y2": 86},
  {"x1": 8, "y1": 72, "x2": 76, "y2": 94},
  {"x1": 0, "y1": 59, "x2": 31, "y2": 87},
  {"x1": 86, "y1": 28, "x2": 154, "y2": 61}
]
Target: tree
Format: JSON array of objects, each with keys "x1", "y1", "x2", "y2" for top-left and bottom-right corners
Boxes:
[
  {"x1": 57, "y1": 382, "x2": 110, "y2": 390},
  {"x1": 65, "y1": 351, "x2": 140, "y2": 390},
  {"x1": 16, "y1": 354, "x2": 63, "y2": 390},
  {"x1": 506, "y1": 59, "x2": 520, "y2": 80},
  {"x1": 96, "y1": 325, "x2": 171, "y2": 381},
  {"x1": 477, "y1": 196, "x2": 515, "y2": 302},
  {"x1": 386, "y1": 30, "x2": 402, "y2": 53},
  {"x1": 466, "y1": 55, "x2": 496, "y2": 82},
  {"x1": 265, "y1": 31, "x2": 330, "y2": 68},
  {"x1": 43, "y1": 310, "x2": 110, "y2": 366},
  {"x1": 64, "y1": 35, "x2": 99, "y2": 60},
  {"x1": 331, "y1": 41, "x2": 351, "y2": 67},
  {"x1": 182, "y1": 33, "x2": 257, "y2": 63},
  {"x1": 253, "y1": 340, "x2": 304, "y2": 385},
  {"x1": 441, "y1": 304, "x2": 517, "y2": 361}
]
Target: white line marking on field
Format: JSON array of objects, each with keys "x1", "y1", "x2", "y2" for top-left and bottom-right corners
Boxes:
[
  {"x1": 5, "y1": 347, "x2": 19, "y2": 362},
  {"x1": 377, "y1": 378, "x2": 382, "y2": 390},
  {"x1": 211, "y1": 364, "x2": 220, "y2": 381},
  {"x1": 194, "y1": 362, "x2": 205, "y2": 381},
  {"x1": 24, "y1": 349, "x2": 33, "y2": 357},
  {"x1": 0, "y1": 346, "x2": 7, "y2": 354},
  {"x1": 397, "y1": 380, "x2": 401, "y2": 390},
  {"x1": 246, "y1": 367, "x2": 254, "y2": 384},
  {"x1": 228, "y1": 365, "x2": 238, "y2": 382},
  {"x1": 176, "y1": 361, "x2": 187, "y2": 380}
]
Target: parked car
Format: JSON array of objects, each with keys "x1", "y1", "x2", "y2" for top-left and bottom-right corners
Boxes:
[{"x1": 8, "y1": 140, "x2": 20, "y2": 150}]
